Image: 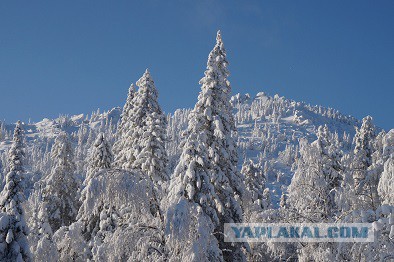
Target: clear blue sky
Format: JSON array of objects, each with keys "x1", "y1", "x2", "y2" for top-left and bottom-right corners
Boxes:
[{"x1": 1, "y1": 1, "x2": 393, "y2": 130}]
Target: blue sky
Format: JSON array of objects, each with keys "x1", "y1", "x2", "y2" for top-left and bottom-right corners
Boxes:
[{"x1": 0, "y1": 1, "x2": 393, "y2": 130}]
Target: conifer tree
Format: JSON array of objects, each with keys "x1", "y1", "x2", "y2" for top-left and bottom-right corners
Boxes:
[
  {"x1": 316, "y1": 125, "x2": 342, "y2": 189},
  {"x1": 378, "y1": 130, "x2": 394, "y2": 205},
  {"x1": 354, "y1": 116, "x2": 376, "y2": 169},
  {"x1": 114, "y1": 71, "x2": 169, "y2": 184},
  {"x1": 7, "y1": 121, "x2": 24, "y2": 173},
  {"x1": 86, "y1": 133, "x2": 113, "y2": 182},
  {"x1": 352, "y1": 116, "x2": 380, "y2": 209},
  {"x1": 288, "y1": 138, "x2": 335, "y2": 221},
  {"x1": 113, "y1": 84, "x2": 136, "y2": 164},
  {"x1": 378, "y1": 155, "x2": 394, "y2": 205},
  {"x1": 132, "y1": 71, "x2": 169, "y2": 183},
  {"x1": 43, "y1": 132, "x2": 80, "y2": 233},
  {"x1": 288, "y1": 136, "x2": 341, "y2": 261},
  {"x1": 241, "y1": 159, "x2": 267, "y2": 216},
  {"x1": 0, "y1": 121, "x2": 31, "y2": 261},
  {"x1": 166, "y1": 31, "x2": 245, "y2": 261},
  {"x1": 27, "y1": 189, "x2": 58, "y2": 262}
]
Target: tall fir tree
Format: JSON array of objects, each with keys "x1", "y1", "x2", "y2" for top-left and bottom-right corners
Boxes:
[
  {"x1": 27, "y1": 189, "x2": 59, "y2": 262},
  {"x1": 352, "y1": 116, "x2": 380, "y2": 209},
  {"x1": 42, "y1": 132, "x2": 80, "y2": 233},
  {"x1": 114, "y1": 70, "x2": 169, "y2": 184},
  {"x1": 166, "y1": 31, "x2": 245, "y2": 261},
  {"x1": 316, "y1": 125, "x2": 342, "y2": 190},
  {"x1": 288, "y1": 138, "x2": 335, "y2": 222},
  {"x1": 354, "y1": 116, "x2": 376, "y2": 169},
  {"x1": 7, "y1": 121, "x2": 24, "y2": 173},
  {"x1": 0, "y1": 121, "x2": 31, "y2": 261},
  {"x1": 241, "y1": 159, "x2": 269, "y2": 218},
  {"x1": 288, "y1": 133, "x2": 342, "y2": 261},
  {"x1": 79, "y1": 133, "x2": 114, "y2": 225},
  {"x1": 113, "y1": 83, "x2": 136, "y2": 164},
  {"x1": 378, "y1": 155, "x2": 394, "y2": 205},
  {"x1": 86, "y1": 133, "x2": 113, "y2": 183},
  {"x1": 132, "y1": 70, "x2": 169, "y2": 183},
  {"x1": 377, "y1": 129, "x2": 394, "y2": 206}
]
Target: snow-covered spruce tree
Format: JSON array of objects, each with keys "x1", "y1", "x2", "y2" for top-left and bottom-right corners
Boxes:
[
  {"x1": 132, "y1": 71, "x2": 169, "y2": 184},
  {"x1": 315, "y1": 125, "x2": 343, "y2": 189},
  {"x1": 377, "y1": 130, "x2": 394, "y2": 206},
  {"x1": 249, "y1": 192, "x2": 298, "y2": 261},
  {"x1": 241, "y1": 159, "x2": 269, "y2": 219},
  {"x1": 240, "y1": 160, "x2": 273, "y2": 262},
  {"x1": 0, "y1": 121, "x2": 31, "y2": 261},
  {"x1": 335, "y1": 130, "x2": 394, "y2": 261},
  {"x1": 287, "y1": 136, "x2": 343, "y2": 261},
  {"x1": 114, "y1": 71, "x2": 169, "y2": 184},
  {"x1": 75, "y1": 132, "x2": 114, "y2": 253},
  {"x1": 378, "y1": 155, "x2": 394, "y2": 205},
  {"x1": 383, "y1": 129, "x2": 394, "y2": 157},
  {"x1": 112, "y1": 83, "x2": 136, "y2": 165},
  {"x1": 7, "y1": 121, "x2": 25, "y2": 174},
  {"x1": 288, "y1": 138, "x2": 336, "y2": 222},
  {"x1": 42, "y1": 132, "x2": 80, "y2": 233},
  {"x1": 352, "y1": 116, "x2": 380, "y2": 210},
  {"x1": 86, "y1": 133, "x2": 113, "y2": 183},
  {"x1": 165, "y1": 31, "x2": 245, "y2": 261},
  {"x1": 26, "y1": 188, "x2": 58, "y2": 262},
  {"x1": 354, "y1": 116, "x2": 376, "y2": 169}
]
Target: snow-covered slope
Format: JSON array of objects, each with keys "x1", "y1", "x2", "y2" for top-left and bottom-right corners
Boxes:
[
  {"x1": 0, "y1": 107, "x2": 121, "y2": 151},
  {"x1": 230, "y1": 92, "x2": 360, "y2": 205},
  {"x1": 0, "y1": 91, "x2": 367, "y2": 206}
]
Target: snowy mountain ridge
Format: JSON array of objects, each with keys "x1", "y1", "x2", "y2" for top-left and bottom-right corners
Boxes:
[
  {"x1": 0, "y1": 90, "x2": 367, "y2": 207},
  {"x1": 0, "y1": 90, "x2": 361, "y2": 149}
]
